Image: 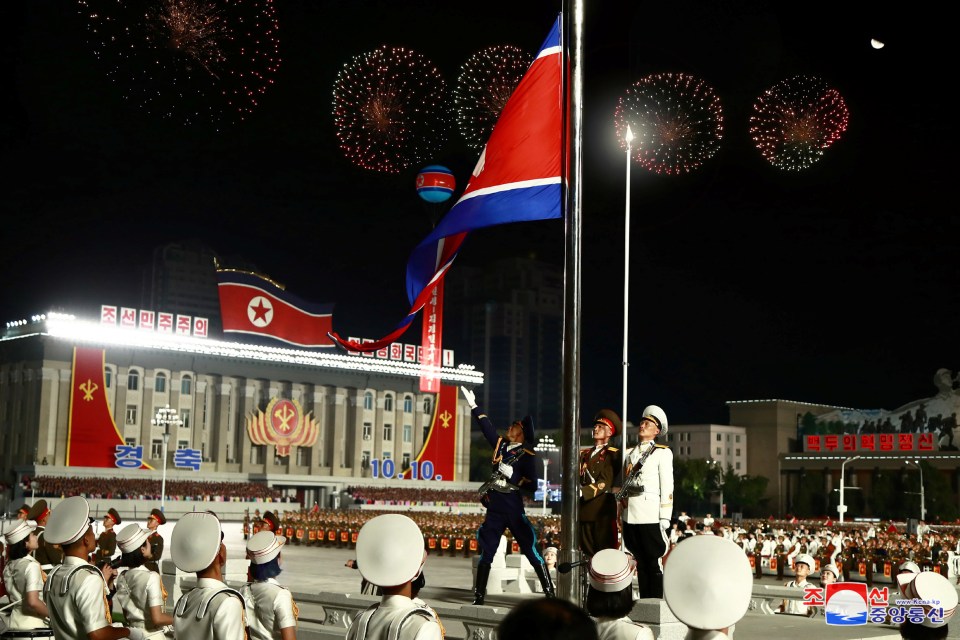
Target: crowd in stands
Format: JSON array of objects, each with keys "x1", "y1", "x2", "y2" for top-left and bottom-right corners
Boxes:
[
  {"x1": 346, "y1": 485, "x2": 524, "y2": 506},
  {"x1": 32, "y1": 476, "x2": 288, "y2": 502}
]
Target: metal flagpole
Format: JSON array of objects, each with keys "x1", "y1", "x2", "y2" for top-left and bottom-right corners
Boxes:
[
  {"x1": 559, "y1": 0, "x2": 585, "y2": 603},
  {"x1": 622, "y1": 126, "x2": 633, "y2": 427}
]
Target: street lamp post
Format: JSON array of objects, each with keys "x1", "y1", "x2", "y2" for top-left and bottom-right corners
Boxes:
[
  {"x1": 535, "y1": 435, "x2": 559, "y2": 515},
  {"x1": 152, "y1": 405, "x2": 182, "y2": 513},
  {"x1": 905, "y1": 460, "x2": 926, "y2": 521},
  {"x1": 838, "y1": 454, "x2": 862, "y2": 524},
  {"x1": 621, "y1": 125, "x2": 634, "y2": 427}
]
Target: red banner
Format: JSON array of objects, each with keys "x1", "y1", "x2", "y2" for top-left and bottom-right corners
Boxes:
[
  {"x1": 401, "y1": 384, "x2": 458, "y2": 481},
  {"x1": 419, "y1": 280, "x2": 443, "y2": 393},
  {"x1": 67, "y1": 347, "x2": 146, "y2": 468},
  {"x1": 804, "y1": 433, "x2": 935, "y2": 452}
]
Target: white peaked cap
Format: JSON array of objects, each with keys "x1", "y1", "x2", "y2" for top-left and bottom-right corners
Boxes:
[
  {"x1": 356, "y1": 514, "x2": 425, "y2": 588},
  {"x1": 2, "y1": 519, "x2": 37, "y2": 545},
  {"x1": 897, "y1": 571, "x2": 958, "y2": 628},
  {"x1": 44, "y1": 497, "x2": 92, "y2": 546},
  {"x1": 794, "y1": 553, "x2": 815, "y2": 568},
  {"x1": 664, "y1": 536, "x2": 752, "y2": 630},
  {"x1": 116, "y1": 524, "x2": 151, "y2": 554},
  {"x1": 642, "y1": 405, "x2": 669, "y2": 435},
  {"x1": 589, "y1": 549, "x2": 636, "y2": 593},
  {"x1": 172, "y1": 512, "x2": 223, "y2": 573},
  {"x1": 247, "y1": 531, "x2": 287, "y2": 565}
]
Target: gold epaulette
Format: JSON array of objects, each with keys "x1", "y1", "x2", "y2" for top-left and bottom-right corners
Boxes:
[
  {"x1": 523, "y1": 448, "x2": 535, "y2": 455},
  {"x1": 608, "y1": 446, "x2": 619, "y2": 452},
  {"x1": 654, "y1": 443, "x2": 670, "y2": 449}
]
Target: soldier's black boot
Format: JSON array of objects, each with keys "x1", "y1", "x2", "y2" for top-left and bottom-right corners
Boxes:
[
  {"x1": 473, "y1": 562, "x2": 491, "y2": 605},
  {"x1": 533, "y1": 562, "x2": 555, "y2": 598}
]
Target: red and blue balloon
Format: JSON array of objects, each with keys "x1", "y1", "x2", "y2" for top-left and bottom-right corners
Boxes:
[{"x1": 415, "y1": 165, "x2": 455, "y2": 203}]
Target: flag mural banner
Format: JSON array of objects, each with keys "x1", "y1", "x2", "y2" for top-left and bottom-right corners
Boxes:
[
  {"x1": 402, "y1": 383, "x2": 459, "y2": 480},
  {"x1": 217, "y1": 270, "x2": 335, "y2": 348},
  {"x1": 330, "y1": 16, "x2": 565, "y2": 353},
  {"x1": 419, "y1": 280, "x2": 444, "y2": 393},
  {"x1": 67, "y1": 347, "x2": 149, "y2": 468}
]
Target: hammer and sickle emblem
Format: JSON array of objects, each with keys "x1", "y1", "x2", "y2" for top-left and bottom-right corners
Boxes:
[
  {"x1": 274, "y1": 404, "x2": 296, "y2": 434},
  {"x1": 439, "y1": 410, "x2": 453, "y2": 428},
  {"x1": 79, "y1": 379, "x2": 98, "y2": 401}
]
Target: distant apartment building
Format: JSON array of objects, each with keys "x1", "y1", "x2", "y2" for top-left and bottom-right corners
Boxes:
[{"x1": 665, "y1": 424, "x2": 749, "y2": 474}]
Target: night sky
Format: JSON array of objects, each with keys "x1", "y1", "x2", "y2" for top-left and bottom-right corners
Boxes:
[{"x1": 4, "y1": 1, "x2": 955, "y2": 425}]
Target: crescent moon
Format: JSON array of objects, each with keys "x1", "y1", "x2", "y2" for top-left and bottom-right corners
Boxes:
[{"x1": 870, "y1": 38, "x2": 885, "y2": 49}]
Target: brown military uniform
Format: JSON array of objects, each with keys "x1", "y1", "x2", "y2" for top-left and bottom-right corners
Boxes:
[{"x1": 578, "y1": 444, "x2": 620, "y2": 557}]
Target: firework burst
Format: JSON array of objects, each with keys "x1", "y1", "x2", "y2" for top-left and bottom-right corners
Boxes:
[
  {"x1": 78, "y1": 0, "x2": 281, "y2": 128},
  {"x1": 454, "y1": 45, "x2": 532, "y2": 149},
  {"x1": 613, "y1": 72, "x2": 724, "y2": 175},
  {"x1": 750, "y1": 75, "x2": 850, "y2": 171},
  {"x1": 332, "y1": 45, "x2": 447, "y2": 174}
]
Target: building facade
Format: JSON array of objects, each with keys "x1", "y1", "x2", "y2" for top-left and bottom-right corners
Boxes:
[
  {"x1": 665, "y1": 424, "x2": 748, "y2": 474},
  {"x1": 1, "y1": 312, "x2": 482, "y2": 510}
]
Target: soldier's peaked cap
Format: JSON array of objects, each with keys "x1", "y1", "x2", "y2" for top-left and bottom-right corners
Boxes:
[
  {"x1": 44, "y1": 496, "x2": 93, "y2": 546},
  {"x1": 148, "y1": 508, "x2": 166, "y2": 525},
  {"x1": 664, "y1": 536, "x2": 752, "y2": 631},
  {"x1": 172, "y1": 512, "x2": 222, "y2": 573},
  {"x1": 593, "y1": 409, "x2": 621, "y2": 437},
  {"x1": 356, "y1": 514, "x2": 425, "y2": 588},
  {"x1": 26, "y1": 500, "x2": 50, "y2": 522}
]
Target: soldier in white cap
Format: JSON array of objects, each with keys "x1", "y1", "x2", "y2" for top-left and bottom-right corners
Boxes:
[
  {"x1": 242, "y1": 530, "x2": 299, "y2": 640},
  {"x1": 663, "y1": 535, "x2": 753, "y2": 640},
  {"x1": 113, "y1": 523, "x2": 173, "y2": 637},
  {"x1": 586, "y1": 548, "x2": 654, "y2": 640},
  {"x1": 619, "y1": 404, "x2": 673, "y2": 598},
  {"x1": 779, "y1": 553, "x2": 815, "y2": 616},
  {"x1": 346, "y1": 514, "x2": 442, "y2": 640},
  {"x1": 1, "y1": 517, "x2": 51, "y2": 631},
  {"x1": 171, "y1": 511, "x2": 245, "y2": 640},
  {"x1": 897, "y1": 569, "x2": 957, "y2": 639},
  {"x1": 42, "y1": 495, "x2": 146, "y2": 639}
]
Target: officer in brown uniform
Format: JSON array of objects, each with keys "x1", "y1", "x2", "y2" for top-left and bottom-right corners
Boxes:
[
  {"x1": 97, "y1": 507, "x2": 122, "y2": 563},
  {"x1": 144, "y1": 508, "x2": 166, "y2": 573},
  {"x1": 578, "y1": 409, "x2": 622, "y2": 557},
  {"x1": 28, "y1": 499, "x2": 64, "y2": 567}
]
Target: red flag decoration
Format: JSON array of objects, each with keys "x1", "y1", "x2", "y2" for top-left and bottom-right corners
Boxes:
[
  {"x1": 217, "y1": 270, "x2": 334, "y2": 348},
  {"x1": 402, "y1": 384, "x2": 458, "y2": 480},
  {"x1": 67, "y1": 347, "x2": 150, "y2": 468},
  {"x1": 419, "y1": 280, "x2": 444, "y2": 393},
  {"x1": 330, "y1": 16, "x2": 565, "y2": 352}
]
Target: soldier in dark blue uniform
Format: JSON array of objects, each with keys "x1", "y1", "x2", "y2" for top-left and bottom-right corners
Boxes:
[{"x1": 461, "y1": 386, "x2": 555, "y2": 605}]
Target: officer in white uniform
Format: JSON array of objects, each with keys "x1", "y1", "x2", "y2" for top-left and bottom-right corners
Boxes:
[
  {"x1": 42, "y1": 496, "x2": 146, "y2": 639},
  {"x1": 171, "y1": 511, "x2": 246, "y2": 640},
  {"x1": 242, "y1": 530, "x2": 299, "y2": 640},
  {"x1": 346, "y1": 514, "x2": 442, "y2": 640},
  {"x1": 620, "y1": 404, "x2": 674, "y2": 598},
  {"x1": 663, "y1": 535, "x2": 753, "y2": 640},
  {"x1": 586, "y1": 548, "x2": 654, "y2": 640},
  {"x1": 114, "y1": 523, "x2": 173, "y2": 637},
  {"x1": 1, "y1": 518, "x2": 51, "y2": 632},
  {"x1": 780, "y1": 553, "x2": 814, "y2": 616}
]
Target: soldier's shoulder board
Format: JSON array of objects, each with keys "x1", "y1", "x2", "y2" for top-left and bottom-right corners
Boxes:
[
  {"x1": 654, "y1": 443, "x2": 670, "y2": 449},
  {"x1": 608, "y1": 446, "x2": 619, "y2": 452}
]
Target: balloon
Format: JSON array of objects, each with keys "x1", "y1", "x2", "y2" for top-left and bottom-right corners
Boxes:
[{"x1": 415, "y1": 165, "x2": 455, "y2": 203}]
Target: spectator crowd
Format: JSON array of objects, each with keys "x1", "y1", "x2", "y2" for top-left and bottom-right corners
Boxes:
[{"x1": 30, "y1": 476, "x2": 288, "y2": 502}]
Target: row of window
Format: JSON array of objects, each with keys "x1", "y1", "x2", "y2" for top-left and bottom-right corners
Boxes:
[
  {"x1": 362, "y1": 392, "x2": 431, "y2": 415},
  {"x1": 108, "y1": 369, "x2": 193, "y2": 395},
  {"x1": 361, "y1": 422, "x2": 415, "y2": 442},
  {"x1": 666, "y1": 432, "x2": 742, "y2": 443},
  {"x1": 715, "y1": 447, "x2": 742, "y2": 457}
]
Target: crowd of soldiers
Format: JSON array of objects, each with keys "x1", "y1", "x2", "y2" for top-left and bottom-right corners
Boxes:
[{"x1": 30, "y1": 476, "x2": 286, "y2": 502}]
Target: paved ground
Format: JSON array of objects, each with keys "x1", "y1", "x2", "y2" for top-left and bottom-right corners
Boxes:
[{"x1": 215, "y1": 523, "x2": 960, "y2": 639}]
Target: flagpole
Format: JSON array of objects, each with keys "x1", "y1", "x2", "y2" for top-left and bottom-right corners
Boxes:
[
  {"x1": 622, "y1": 126, "x2": 633, "y2": 427},
  {"x1": 559, "y1": 0, "x2": 585, "y2": 603}
]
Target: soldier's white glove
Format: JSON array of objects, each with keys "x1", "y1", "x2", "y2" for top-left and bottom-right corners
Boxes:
[
  {"x1": 126, "y1": 628, "x2": 146, "y2": 640},
  {"x1": 460, "y1": 386, "x2": 477, "y2": 409},
  {"x1": 498, "y1": 462, "x2": 514, "y2": 478},
  {"x1": 660, "y1": 519, "x2": 671, "y2": 530}
]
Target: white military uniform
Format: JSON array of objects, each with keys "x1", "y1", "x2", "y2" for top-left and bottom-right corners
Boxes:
[
  {"x1": 345, "y1": 595, "x2": 442, "y2": 640},
  {"x1": 782, "y1": 578, "x2": 811, "y2": 615},
  {"x1": 622, "y1": 442, "x2": 674, "y2": 524},
  {"x1": 594, "y1": 617, "x2": 655, "y2": 640},
  {"x1": 242, "y1": 578, "x2": 298, "y2": 640},
  {"x1": 173, "y1": 577, "x2": 246, "y2": 640},
  {"x1": 115, "y1": 565, "x2": 166, "y2": 630},
  {"x1": 43, "y1": 556, "x2": 113, "y2": 640},
  {"x1": 2, "y1": 555, "x2": 49, "y2": 630}
]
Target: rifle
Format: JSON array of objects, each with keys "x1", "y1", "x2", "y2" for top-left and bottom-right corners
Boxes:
[
  {"x1": 614, "y1": 443, "x2": 657, "y2": 501},
  {"x1": 478, "y1": 447, "x2": 528, "y2": 498}
]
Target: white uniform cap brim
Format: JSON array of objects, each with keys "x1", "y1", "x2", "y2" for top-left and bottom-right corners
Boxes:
[
  {"x1": 356, "y1": 514, "x2": 424, "y2": 587},
  {"x1": 172, "y1": 512, "x2": 222, "y2": 573},
  {"x1": 822, "y1": 564, "x2": 840, "y2": 579},
  {"x1": 899, "y1": 561, "x2": 921, "y2": 574},
  {"x1": 794, "y1": 554, "x2": 815, "y2": 568},
  {"x1": 247, "y1": 531, "x2": 286, "y2": 565},
  {"x1": 664, "y1": 536, "x2": 752, "y2": 630},
  {"x1": 116, "y1": 524, "x2": 152, "y2": 554},
  {"x1": 589, "y1": 548, "x2": 636, "y2": 592},
  {"x1": 44, "y1": 497, "x2": 91, "y2": 545},
  {"x1": 898, "y1": 571, "x2": 958, "y2": 627},
  {"x1": 642, "y1": 405, "x2": 668, "y2": 435},
  {"x1": 2, "y1": 519, "x2": 37, "y2": 545}
]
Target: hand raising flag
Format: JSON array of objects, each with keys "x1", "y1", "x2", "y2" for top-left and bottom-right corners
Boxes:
[{"x1": 330, "y1": 15, "x2": 565, "y2": 353}]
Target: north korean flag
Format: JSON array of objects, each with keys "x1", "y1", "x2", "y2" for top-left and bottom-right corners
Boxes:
[
  {"x1": 217, "y1": 271, "x2": 335, "y2": 348},
  {"x1": 331, "y1": 15, "x2": 565, "y2": 352}
]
